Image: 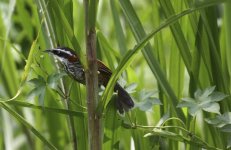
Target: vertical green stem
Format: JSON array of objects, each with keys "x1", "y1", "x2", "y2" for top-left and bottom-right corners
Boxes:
[
  {"x1": 84, "y1": 0, "x2": 101, "y2": 150},
  {"x1": 35, "y1": 0, "x2": 78, "y2": 149}
]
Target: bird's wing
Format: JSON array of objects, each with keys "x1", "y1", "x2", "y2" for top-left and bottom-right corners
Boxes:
[{"x1": 97, "y1": 60, "x2": 112, "y2": 76}]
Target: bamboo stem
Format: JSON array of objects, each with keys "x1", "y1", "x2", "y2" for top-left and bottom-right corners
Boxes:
[{"x1": 84, "y1": 0, "x2": 101, "y2": 150}]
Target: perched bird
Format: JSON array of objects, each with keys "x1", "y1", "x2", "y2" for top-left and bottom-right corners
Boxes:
[{"x1": 44, "y1": 47, "x2": 134, "y2": 113}]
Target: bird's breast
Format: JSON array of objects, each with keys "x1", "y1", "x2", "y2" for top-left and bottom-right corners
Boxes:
[{"x1": 65, "y1": 62, "x2": 85, "y2": 84}]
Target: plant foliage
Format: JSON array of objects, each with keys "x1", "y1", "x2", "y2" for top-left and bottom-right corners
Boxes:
[{"x1": 0, "y1": 0, "x2": 230, "y2": 150}]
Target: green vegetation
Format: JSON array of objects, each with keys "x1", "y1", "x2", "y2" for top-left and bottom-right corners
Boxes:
[{"x1": 0, "y1": 0, "x2": 230, "y2": 149}]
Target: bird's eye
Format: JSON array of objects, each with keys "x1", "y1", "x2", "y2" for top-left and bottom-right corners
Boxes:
[{"x1": 54, "y1": 50, "x2": 61, "y2": 55}]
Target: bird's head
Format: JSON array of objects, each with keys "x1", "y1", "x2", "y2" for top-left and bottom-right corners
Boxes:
[{"x1": 44, "y1": 47, "x2": 79, "y2": 63}]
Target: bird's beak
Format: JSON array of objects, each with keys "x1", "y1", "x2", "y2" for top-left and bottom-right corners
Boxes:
[{"x1": 43, "y1": 49, "x2": 53, "y2": 53}]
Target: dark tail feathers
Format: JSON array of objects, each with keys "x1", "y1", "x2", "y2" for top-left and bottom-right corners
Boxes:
[{"x1": 114, "y1": 83, "x2": 134, "y2": 114}]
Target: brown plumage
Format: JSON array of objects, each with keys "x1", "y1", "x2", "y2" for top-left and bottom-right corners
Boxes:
[{"x1": 45, "y1": 47, "x2": 134, "y2": 113}]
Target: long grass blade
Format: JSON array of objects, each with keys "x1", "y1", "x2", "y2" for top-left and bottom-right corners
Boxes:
[{"x1": 0, "y1": 103, "x2": 57, "y2": 150}]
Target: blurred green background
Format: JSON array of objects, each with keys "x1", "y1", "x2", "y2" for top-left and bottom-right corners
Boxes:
[{"x1": 0, "y1": 0, "x2": 231, "y2": 149}]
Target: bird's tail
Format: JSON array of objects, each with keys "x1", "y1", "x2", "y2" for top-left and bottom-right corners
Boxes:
[{"x1": 114, "y1": 83, "x2": 134, "y2": 114}]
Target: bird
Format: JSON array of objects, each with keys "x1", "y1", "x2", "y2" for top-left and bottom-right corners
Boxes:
[{"x1": 44, "y1": 47, "x2": 134, "y2": 114}]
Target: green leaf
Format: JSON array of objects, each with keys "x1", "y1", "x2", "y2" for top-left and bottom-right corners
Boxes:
[
  {"x1": 0, "y1": 31, "x2": 41, "y2": 102},
  {"x1": 206, "y1": 112, "x2": 231, "y2": 134},
  {"x1": 110, "y1": 0, "x2": 127, "y2": 55},
  {"x1": 27, "y1": 85, "x2": 46, "y2": 99},
  {"x1": 177, "y1": 86, "x2": 228, "y2": 116},
  {"x1": 135, "y1": 98, "x2": 162, "y2": 112},
  {"x1": 124, "y1": 83, "x2": 137, "y2": 94},
  {"x1": 159, "y1": 0, "x2": 192, "y2": 71},
  {"x1": 144, "y1": 127, "x2": 220, "y2": 150},
  {"x1": 98, "y1": 0, "x2": 227, "y2": 119},
  {"x1": 205, "y1": 112, "x2": 231, "y2": 128},
  {"x1": 103, "y1": 95, "x2": 122, "y2": 149},
  {"x1": 202, "y1": 103, "x2": 220, "y2": 114},
  {"x1": 96, "y1": 31, "x2": 120, "y2": 70},
  {"x1": 227, "y1": 135, "x2": 231, "y2": 149},
  {"x1": 135, "y1": 90, "x2": 162, "y2": 112},
  {"x1": 47, "y1": 71, "x2": 67, "y2": 87},
  {"x1": 220, "y1": 124, "x2": 231, "y2": 133},
  {"x1": 0, "y1": 103, "x2": 57, "y2": 150},
  {"x1": 144, "y1": 129, "x2": 184, "y2": 142},
  {"x1": 6, "y1": 100, "x2": 86, "y2": 116},
  {"x1": 27, "y1": 76, "x2": 47, "y2": 101},
  {"x1": 29, "y1": 76, "x2": 46, "y2": 86}
]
